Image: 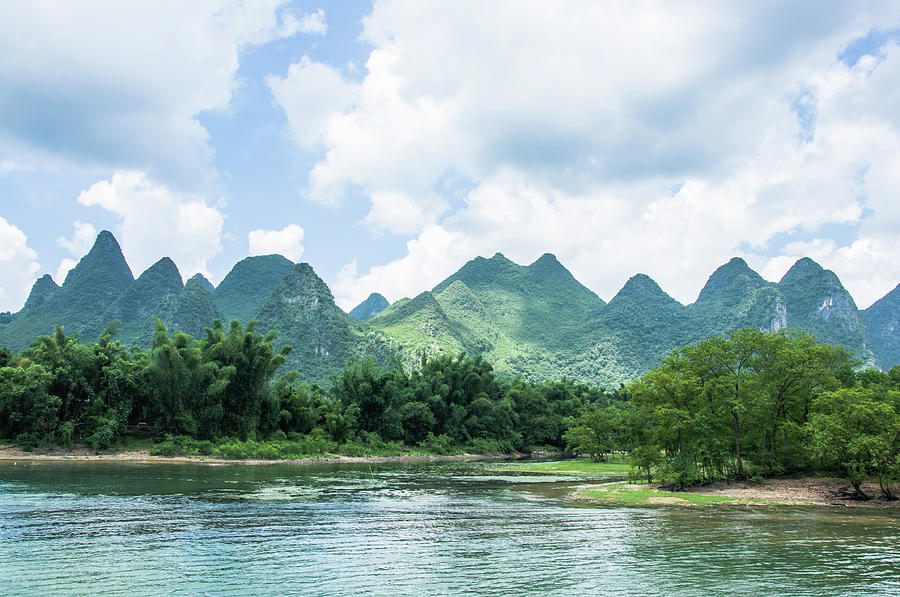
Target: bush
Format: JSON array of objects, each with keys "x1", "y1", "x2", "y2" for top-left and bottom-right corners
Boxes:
[
  {"x1": 59, "y1": 421, "x2": 75, "y2": 450},
  {"x1": 87, "y1": 423, "x2": 116, "y2": 452},
  {"x1": 418, "y1": 433, "x2": 456, "y2": 455}
]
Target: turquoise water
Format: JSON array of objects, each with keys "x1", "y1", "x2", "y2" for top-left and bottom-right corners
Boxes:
[{"x1": 1, "y1": 461, "x2": 898, "y2": 596}]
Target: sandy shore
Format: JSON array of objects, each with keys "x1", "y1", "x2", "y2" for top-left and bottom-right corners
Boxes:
[
  {"x1": 575, "y1": 477, "x2": 900, "y2": 508},
  {"x1": 682, "y1": 477, "x2": 899, "y2": 508},
  {"x1": 0, "y1": 444, "x2": 521, "y2": 466}
]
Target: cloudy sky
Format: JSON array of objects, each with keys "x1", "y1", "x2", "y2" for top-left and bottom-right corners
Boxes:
[{"x1": 1, "y1": 1, "x2": 899, "y2": 314}]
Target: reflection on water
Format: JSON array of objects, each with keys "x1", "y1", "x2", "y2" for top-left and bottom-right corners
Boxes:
[{"x1": 0, "y1": 461, "x2": 898, "y2": 596}]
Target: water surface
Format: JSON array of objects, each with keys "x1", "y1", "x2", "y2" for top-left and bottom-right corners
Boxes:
[{"x1": 1, "y1": 461, "x2": 897, "y2": 596}]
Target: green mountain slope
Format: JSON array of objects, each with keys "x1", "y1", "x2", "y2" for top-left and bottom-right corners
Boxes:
[
  {"x1": 150, "y1": 276, "x2": 222, "y2": 342},
  {"x1": 863, "y1": 284, "x2": 900, "y2": 370},
  {"x1": 348, "y1": 292, "x2": 390, "y2": 320},
  {"x1": 368, "y1": 253, "x2": 609, "y2": 383},
  {"x1": 579, "y1": 274, "x2": 701, "y2": 386},
  {"x1": 691, "y1": 257, "x2": 788, "y2": 335},
  {"x1": 0, "y1": 230, "x2": 134, "y2": 350},
  {"x1": 254, "y1": 263, "x2": 363, "y2": 383},
  {"x1": 189, "y1": 273, "x2": 215, "y2": 294},
  {"x1": 88, "y1": 257, "x2": 184, "y2": 344},
  {"x1": 214, "y1": 254, "x2": 295, "y2": 323},
  {"x1": 21, "y1": 274, "x2": 60, "y2": 313},
  {"x1": 1, "y1": 230, "x2": 894, "y2": 384},
  {"x1": 367, "y1": 290, "x2": 469, "y2": 359},
  {"x1": 777, "y1": 258, "x2": 872, "y2": 364},
  {"x1": 432, "y1": 252, "x2": 605, "y2": 349}
]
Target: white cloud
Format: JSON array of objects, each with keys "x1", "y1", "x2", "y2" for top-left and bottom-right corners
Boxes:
[
  {"x1": 281, "y1": 8, "x2": 327, "y2": 36},
  {"x1": 0, "y1": 217, "x2": 40, "y2": 312},
  {"x1": 55, "y1": 259, "x2": 78, "y2": 286},
  {"x1": 0, "y1": 1, "x2": 324, "y2": 186},
  {"x1": 248, "y1": 224, "x2": 305, "y2": 261},
  {"x1": 267, "y1": 57, "x2": 357, "y2": 152},
  {"x1": 56, "y1": 220, "x2": 98, "y2": 256},
  {"x1": 314, "y1": 2, "x2": 900, "y2": 310},
  {"x1": 77, "y1": 170, "x2": 225, "y2": 280}
]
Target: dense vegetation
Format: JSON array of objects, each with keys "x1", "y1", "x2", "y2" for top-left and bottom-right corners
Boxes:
[
  {"x1": 565, "y1": 328, "x2": 900, "y2": 499},
  {"x1": 0, "y1": 320, "x2": 616, "y2": 457},
  {"x1": 2, "y1": 317, "x2": 897, "y2": 498}
]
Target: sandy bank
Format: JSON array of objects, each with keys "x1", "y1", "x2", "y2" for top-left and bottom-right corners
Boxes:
[
  {"x1": 575, "y1": 477, "x2": 900, "y2": 508},
  {"x1": 0, "y1": 444, "x2": 522, "y2": 466},
  {"x1": 682, "y1": 477, "x2": 899, "y2": 508}
]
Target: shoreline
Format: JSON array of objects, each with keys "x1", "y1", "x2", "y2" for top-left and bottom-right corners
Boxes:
[
  {"x1": 573, "y1": 478, "x2": 900, "y2": 509},
  {"x1": 0, "y1": 445, "x2": 526, "y2": 466}
]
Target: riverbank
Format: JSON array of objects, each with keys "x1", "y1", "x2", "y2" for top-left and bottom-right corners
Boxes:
[
  {"x1": 0, "y1": 443, "x2": 528, "y2": 466},
  {"x1": 574, "y1": 478, "x2": 900, "y2": 508}
]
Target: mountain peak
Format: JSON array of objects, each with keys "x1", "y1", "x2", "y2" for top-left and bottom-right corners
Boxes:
[
  {"x1": 528, "y1": 252, "x2": 563, "y2": 269},
  {"x1": 214, "y1": 253, "x2": 295, "y2": 323},
  {"x1": 22, "y1": 274, "x2": 60, "y2": 312},
  {"x1": 695, "y1": 257, "x2": 766, "y2": 304},
  {"x1": 60, "y1": 230, "x2": 134, "y2": 299},
  {"x1": 488, "y1": 252, "x2": 515, "y2": 265},
  {"x1": 608, "y1": 274, "x2": 679, "y2": 309},
  {"x1": 87, "y1": 254, "x2": 184, "y2": 341},
  {"x1": 780, "y1": 257, "x2": 825, "y2": 285},
  {"x1": 140, "y1": 257, "x2": 181, "y2": 280},
  {"x1": 617, "y1": 273, "x2": 663, "y2": 294},
  {"x1": 189, "y1": 273, "x2": 215, "y2": 293},
  {"x1": 349, "y1": 292, "x2": 389, "y2": 320},
  {"x1": 253, "y1": 262, "x2": 356, "y2": 382},
  {"x1": 268, "y1": 263, "x2": 338, "y2": 312}
]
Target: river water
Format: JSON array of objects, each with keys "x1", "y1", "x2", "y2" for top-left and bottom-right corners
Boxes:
[{"x1": 1, "y1": 460, "x2": 898, "y2": 596}]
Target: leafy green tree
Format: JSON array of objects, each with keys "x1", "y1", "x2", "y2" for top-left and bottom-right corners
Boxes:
[
  {"x1": 810, "y1": 387, "x2": 900, "y2": 499},
  {"x1": 563, "y1": 405, "x2": 622, "y2": 461},
  {"x1": 399, "y1": 401, "x2": 436, "y2": 444},
  {"x1": 0, "y1": 362, "x2": 56, "y2": 440},
  {"x1": 201, "y1": 320, "x2": 290, "y2": 438}
]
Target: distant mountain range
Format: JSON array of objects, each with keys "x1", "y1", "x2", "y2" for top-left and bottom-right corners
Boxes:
[{"x1": 1, "y1": 231, "x2": 896, "y2": 387}]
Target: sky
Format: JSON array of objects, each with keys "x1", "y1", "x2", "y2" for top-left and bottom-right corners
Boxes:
[{"x1": 1, "y1": 1, "x2": 900, "y2": 314}]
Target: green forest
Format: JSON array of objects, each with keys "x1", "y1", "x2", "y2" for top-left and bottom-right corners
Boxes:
[{"x1": 1, "y1": 321, "x2": 898, "y2": 498}]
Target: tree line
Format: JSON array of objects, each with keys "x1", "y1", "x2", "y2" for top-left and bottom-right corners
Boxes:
[
  {"x1": 1, "y1": 321, "x2": 897, "y2": 498},
  {"x1": 0, "y1": 319, "x2": 616, "y2": 455}
]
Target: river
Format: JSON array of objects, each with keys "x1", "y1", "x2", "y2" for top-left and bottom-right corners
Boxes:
[{"x1": 1, "y1": 460, "x2": 897, "y2": 596}]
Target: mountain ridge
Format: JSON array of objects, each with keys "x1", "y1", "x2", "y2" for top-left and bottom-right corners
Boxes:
[{"x1": 0, "y1": 231, "x2": 895, "y2": 385}]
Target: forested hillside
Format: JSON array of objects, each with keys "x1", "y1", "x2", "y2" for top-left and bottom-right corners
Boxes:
[{"x1": 0, "y1": 231, "x2": 896, "y2": 385}]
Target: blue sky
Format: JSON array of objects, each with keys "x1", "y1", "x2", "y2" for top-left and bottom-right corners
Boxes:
[{"x1": 1, "y1": 1, "x2": 900, "y2": 313}]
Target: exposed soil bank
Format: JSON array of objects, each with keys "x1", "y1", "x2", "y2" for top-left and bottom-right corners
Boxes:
[
  {"x1": 0, "y1": 444, "x2": 529, "y2": 466},
  {"x1": 575, "y1": 478, "x2": 900, "y2": 509},
  {"x1": 685, "y1": 477, "x2": 899, "y2": 507}
]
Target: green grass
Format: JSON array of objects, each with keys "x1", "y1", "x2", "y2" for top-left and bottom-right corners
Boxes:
[
  {"x1": 575, "y1": 481, "x2": 773, "y2": 506},
  {"x1": 500, "y1": 457, "x2": 632, "y2": 476}
]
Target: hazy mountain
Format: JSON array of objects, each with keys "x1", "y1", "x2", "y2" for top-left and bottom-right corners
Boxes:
[
  {"x1": 214, "y1": 255, "x2": 295, "y2": 323},
  {"x1": 864, "y1": 283, "x2": 900, "y2": 370},
  {"x1": 348, "y1": 293, "x2": 390, "y2": 320}
]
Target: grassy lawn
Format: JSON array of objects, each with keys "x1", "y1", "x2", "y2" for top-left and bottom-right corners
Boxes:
[
  {"x1": 501, "y1": 457, "x2": 632, "y2": 476},
  {"x1": 575, "y1": 481, "x2": 773, "y2": 506}
]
